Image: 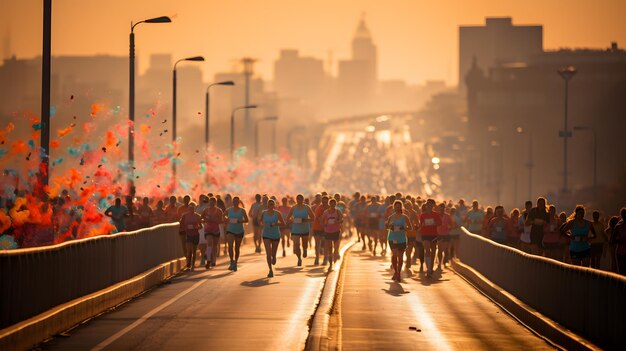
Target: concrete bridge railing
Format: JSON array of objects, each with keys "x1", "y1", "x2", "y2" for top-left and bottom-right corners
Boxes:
[
  {"x1": 0, "y1": 223, "x2": 183, "y2": 330},
  {"x1": 458, "y1": 227, "x2": 625, "y2": 350}
]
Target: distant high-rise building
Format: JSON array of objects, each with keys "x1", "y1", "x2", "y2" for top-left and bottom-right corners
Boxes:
[
  {"x1": 352, "y1": 17, "x2": 377, "y2": 81},
  {"x1": 337, "y1": 18, "x2": 378, "y2": 115},
  {"x1": 459, "y1": 17, "x2": 542, "y2": 91},
  {"x1": 274, "y1": 49, "x2": 325, "y2": 103}
]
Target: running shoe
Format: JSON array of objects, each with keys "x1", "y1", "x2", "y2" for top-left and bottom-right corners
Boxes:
[
  {"x1": 297, "y1": 258, "x2": 302, "y2": 266},
  {"x1": 233, "y1": 263, "x2": 238, "y2": 271},
  {"x1": 205, "y1": 262, "x2": 211, "y2": 270},
  {"x1": 212, "y1": 261, "x2": 217, "y2": 267},
  {"x1": 228, "y1": 261, "x2": 234, "y2": 271},
  {"x1": 267, "y1": 271, "x2": 273, "y2": 278}
]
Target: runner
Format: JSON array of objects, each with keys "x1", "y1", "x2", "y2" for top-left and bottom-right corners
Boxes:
[
  {"x1": 465, "y1": 200, "x2": 484, "y2": 234},
  {"x1": 177, "y1": 195, "x2": 192, "y2": 255},
  {"x1": 260, "y1": 199, "x2": 286, "y2": 278},
  {"x1": 277, "y1": 197, "x2": 291, "y2": 257},
  {"x1": 487, "y1": 205, "x2": 509, "y2": 245},
  {"x1": 195, "y1": 195, "x2": 210, "y2": 266},
  {"x1": 436, "y1": 202, "x2": 451, "y2": 269},
  {"x1": 356, "y1": 195, "x2": 369, "y2": 251},
  {"x1": 225, "y1": 196, "x2": 249, "y2": 271},
  {"x1": 249, "y1": 194, "x2": 263, "y2": 254},
  {"x1": 589, "y1": 210, "x2": 607, "y2": 269},
  {"x1": 286, "y1": 194, "x2": 315, "y2": 266},
  {"x1": 322, "y1": 198, "x2": 343, "y2": 270},
  {"x1": 542, "y1": 205, "x2": 562, "y2": 260},
  {"x1": 378, "y1": 196, "x2": 391, "y2": 256},
  {"x1": 449, "y1": 207, "x2": 462, "y2": 258},
  {"x1": 419, "y1": 200, "x2": 442, "y2": 277},
  {"x1": 348, "y1": 192, "x2": 360, "y2": 239},
  {"x1": 312, "y1": 195, "x2": 329, "y2": 265},
  {"x1": 201, "y1": 196, "x2": 223, "y2": 269},
  {"x1": 519, "y1": 201, "x2": 533, "y2": 253},
  {"x1": 387, "y1": 200, "x2": 412, "y2": 282},
  {"x1": 181, "y1": 203, "x2": 202, "y2": 271},
  {"x1": 404, "y1": 200, "x2": 419, "y2": 270},
  {"x1": 136, "y1": 197, "x2": 154, "y2": 228},
  {"x1": 366, "y1": 196, "x2": 381, "y2": 255},
  {"x1": 560, "y1": 205, "x2": 596, "y2": 267},
  {"x1": 104, "y1": 198, "x2": 129, "y2": 232},
  {"x1": 611, "y1": 208, "x2": 626, "y2": 275},
  {"x1": 525, "y1": 197, "x2": 549, "y2": 256}
]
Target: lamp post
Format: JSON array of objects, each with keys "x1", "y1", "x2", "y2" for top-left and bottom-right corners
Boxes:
[
  {"x1": 573, "y1": 125, "x2": 597, "y2": 200},
  {"x1": 205, "y1": 81, "x2": 235, "y2": 152},
  {"x1": 516, "y1": 127, "x2": 534, "y2": 200},
  {"x1": 172, "y1": 56, "x2": 204, "y2": 188},
  {"x1": 254, "y1": 116, "x2": 278, "y2": 158},
  {"x1": 230, "y1": 105, "x2": 258, "y2": 162},
  {"x1": 39, "y1": 0, "x2": 52, "y2": 193},
  {"x1": 557, "y1": 65, "x2": 577, "y2": 193},
  {"x1": 129, "y1": 15, "x2": 171, "y2": 196}
]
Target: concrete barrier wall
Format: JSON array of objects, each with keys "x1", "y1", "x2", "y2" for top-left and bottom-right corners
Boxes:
[
  {"x1": 458, "y1": 227, "x2": 626, "y2": 349},
  {"x1": 0, "y1": 223, "x2": 182, "y2": 329}
]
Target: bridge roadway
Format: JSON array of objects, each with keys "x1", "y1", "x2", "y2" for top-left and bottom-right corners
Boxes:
[{"x1": 41, "y1": 238, "x2": 555, "y2": 351}]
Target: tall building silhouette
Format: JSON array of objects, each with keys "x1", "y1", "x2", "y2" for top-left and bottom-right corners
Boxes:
[
  {"x1": 459, "y1": 17, "x2": 542, "y2": 91},
  {"x1": 338, "y1": 17, "x2": 378, "y2": 115}
]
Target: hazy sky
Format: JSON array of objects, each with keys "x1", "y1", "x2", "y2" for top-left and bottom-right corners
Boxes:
[{"x1": 2, "y1": 0, "x2": 625, "y2": 85}]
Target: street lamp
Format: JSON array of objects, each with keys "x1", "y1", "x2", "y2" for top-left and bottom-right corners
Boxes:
[
  {"x1": 255, "y1": 116, "x2": 278, "y2": 158},
  {"x1": 205, "y1": 81, "x2": 235, "y2": 151},
  {"x1": 129, "y1": 15, "x2": 171, "y2": 196},
  {"x1": 230, "y1": 105, "x2": 258, "y2": 162},
  {"x1": 172, "y1": 56, "x2": 205, "y2": 188},
  {"x1": 573, "y1": 125, "x2": 597, "y2": 200},
  {"x1": 557, "y1": 65, "x2": 577, "y2": 193},
  {"x1": 516, "y1": 127, "x2": 534, "y2": 200}
]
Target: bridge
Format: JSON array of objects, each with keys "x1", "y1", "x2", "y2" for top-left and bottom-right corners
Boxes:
[{"x1": 1, "y1": 224, "x2": 622, "y2": 350}]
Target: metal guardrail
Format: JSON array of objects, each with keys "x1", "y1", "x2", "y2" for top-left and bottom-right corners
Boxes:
[
  {"x1": 0, "y1": 223, "x2": 182, "y2": 329},
  {"x1": 459, "y1": 227, "x2": 626, "y2": 349}
]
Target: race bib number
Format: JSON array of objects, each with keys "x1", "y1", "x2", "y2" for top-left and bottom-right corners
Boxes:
[
  {"x1": 392, "y1": 240, "x2": 397, "y2": 244},
  {"x1": 187, "y1": 224, "x2": 195, "y2": 230},
  {"x1": 369, "y1": 213, "x2": 377, "y2": 218},
  {"x1": 294, "y1": 218, "x2": 303, "y2": 224},
  {"x1": 424, "y1": 218, "x2": 435, "y2": 226},
  {"x1": 393, "y1": 226, "x2": 402, "y2": 232},
  {"x1": 495, "y1": 227, "x2": 502, "y2": 233},
  {"x1": 328, "y1": 219, "x2": 336, "y2": 224},
  {"x1": 229, "y1": 218, "x2": 239, "y2": 224}
]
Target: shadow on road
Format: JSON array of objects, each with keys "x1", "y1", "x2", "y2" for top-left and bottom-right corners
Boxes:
[
  {"x1": 275, "y1": 266, "x2": 304, "y2": 275},
  {"x1": 240, "y1": 278, "x2": 280, "y2": 288},
  {"x1": 382, "y1": 282, "x2": 411, "y2": 296}
]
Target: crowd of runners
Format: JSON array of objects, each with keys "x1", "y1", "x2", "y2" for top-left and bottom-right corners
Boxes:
[{"x1": 102, "y1": 192, "x2": 626, "y2": 279}]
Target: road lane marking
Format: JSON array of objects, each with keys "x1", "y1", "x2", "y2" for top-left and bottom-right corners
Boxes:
[{"x1": 91, "y1": 276, "x2": 208, "y2": 350}]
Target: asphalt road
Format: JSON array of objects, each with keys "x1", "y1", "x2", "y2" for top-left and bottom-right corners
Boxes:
[
  {"x1": 335, "y1": 247, "x2": 557, "y2": 350},
  {"x1": 39, "y1": 237, "x2": 558, "y2": 351},
  {"x1": 41, "y1": 238, "x2": 329, "y2": 351}
]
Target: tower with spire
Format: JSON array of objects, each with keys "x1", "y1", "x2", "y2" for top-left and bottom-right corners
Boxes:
[
  {"x1": 337, "y1": 15, "x2": 379, "y2": 114},
  {"x1": 351, "y1": 14, "x2": 377, "y2": 81}
]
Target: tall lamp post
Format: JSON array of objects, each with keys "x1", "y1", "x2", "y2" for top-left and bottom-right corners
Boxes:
[
  {"x1": 205, "y1": 81, "x2": 235, "y2": 152},
  {"x1": 516, "y1": 127, "x2": 534, "y2": 200},
  {"x1": 39, "y1": 0, "x2": 52, "y2": 193},
  {"x1": 129, "y1": 15, "x2": 171, "y2": 196},
  {"x1": 230, "y1": 105, "x2": 258, "y2": 162},
  {"x1": 172, "y1": 56, "x2": 205, "y2": 188},
  {"x1": 557, "y1": 65, "x2": 577, "y2": 193},
  {"x1": 255, "y1": 116, "x2": 278, "y2": 158},
  {"x1": 573, "y1": 126, "x2": 597, "y2": 200}
]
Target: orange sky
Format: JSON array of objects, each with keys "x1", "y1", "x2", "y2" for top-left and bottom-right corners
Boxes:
[{"x1": 2, "y1": 0, "x2": 625, "y2": 85}]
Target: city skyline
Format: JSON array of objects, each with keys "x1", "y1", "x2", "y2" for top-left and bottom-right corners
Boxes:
[{"x1": 2, "y1": 0, "x2": 625, "y2": 86}]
